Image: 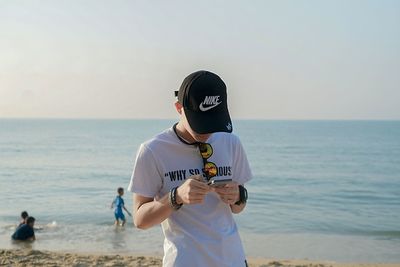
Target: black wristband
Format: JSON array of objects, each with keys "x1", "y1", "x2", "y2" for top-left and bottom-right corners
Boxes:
[
  {"x1": 169, "y1": 187, "x2": 183, "y2": 210},
  {"x1": 234, "y1": 185, "x2": 248, "y2": 205}
]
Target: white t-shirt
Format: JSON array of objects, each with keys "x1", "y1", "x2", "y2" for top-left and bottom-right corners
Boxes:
[{"x1": 128, "y1": 126, "x2": 252, "y2": 267}]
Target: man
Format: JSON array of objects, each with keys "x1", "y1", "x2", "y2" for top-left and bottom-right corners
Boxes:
[
  {"x1": 12, "y1": 216, "x2": 36, "y2": 241},
  {"x1": 128, "y1": 70, "x2": 252, "y2": 267}
]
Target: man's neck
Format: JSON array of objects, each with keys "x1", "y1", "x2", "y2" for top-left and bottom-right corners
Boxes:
[{"x1": 175, "y1": 122, "x2": 197, "y2": 144}]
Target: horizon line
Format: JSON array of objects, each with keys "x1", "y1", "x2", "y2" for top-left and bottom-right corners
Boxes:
[{"x1": 1, "y1": 117, "x2": 399, "y2": 122}]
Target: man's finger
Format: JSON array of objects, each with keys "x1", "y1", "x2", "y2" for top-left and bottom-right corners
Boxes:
[{"x1": 191, "y1": 174, "x2": 203, "y2": 181}]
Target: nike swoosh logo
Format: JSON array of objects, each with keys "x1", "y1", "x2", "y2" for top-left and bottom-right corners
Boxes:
[{"x1": 199, "y1": 101, "x2": 222, "y2": 111}]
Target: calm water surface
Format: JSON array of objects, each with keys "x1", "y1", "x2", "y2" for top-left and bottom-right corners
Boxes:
[{"x1": 0, "y1": 119, "x2": 399, "y2": 262}]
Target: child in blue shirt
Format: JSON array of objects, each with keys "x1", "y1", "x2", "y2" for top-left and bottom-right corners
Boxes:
[
  {"x1": 111, "y1": 187, "x2": 131, "y2": 226},
  {"x1": 12, "y1": 216, "x2": 35, "y2": 241}
]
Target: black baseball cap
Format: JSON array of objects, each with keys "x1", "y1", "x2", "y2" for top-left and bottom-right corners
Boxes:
[{"x1": 175, "y1": 70, "x2": 232, "y2": 134}]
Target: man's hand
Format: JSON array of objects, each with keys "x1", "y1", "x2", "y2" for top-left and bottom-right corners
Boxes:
[
  {"x1": 176, "y1": 175, "x2": 211, "y2": 205},
  {"x1": 212, "y1": 181, "x2": 240, "y2": 205}
]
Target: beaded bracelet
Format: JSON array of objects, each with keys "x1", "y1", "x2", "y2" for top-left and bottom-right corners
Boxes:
[{"x1": 169, "y1": 186, "x2": 183, "y2": 210}]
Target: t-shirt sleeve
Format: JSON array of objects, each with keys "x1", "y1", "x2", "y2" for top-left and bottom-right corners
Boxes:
[
  {"x1": 232, "y1": 135, "x2": 253, "y2": 185},
  {"x1": 127, "y1": 143, "x2": 162, "y2": 198}
]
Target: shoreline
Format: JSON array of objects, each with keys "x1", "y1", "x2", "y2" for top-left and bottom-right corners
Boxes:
[{"x1": 1, "y1": 249, "x2": 399, "y2": 267}]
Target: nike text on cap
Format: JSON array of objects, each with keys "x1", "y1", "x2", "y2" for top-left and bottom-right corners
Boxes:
[{"x1": 175, "y1": 70, "x2": 233, "y2": 134}]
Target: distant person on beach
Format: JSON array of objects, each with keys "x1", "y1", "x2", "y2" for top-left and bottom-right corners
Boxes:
[
  {"x1": 12, "y1": 216, "x2": 36, "y2": 241},
  {"x1": 111, "y1": 187, "x2": 131, "y2": 226},
  {"x1": 128, "y1": 70, "x2": 252, "y2": 267},
  {"x1": 18, "y1": 211, "x2": 29, "y2": 228}
]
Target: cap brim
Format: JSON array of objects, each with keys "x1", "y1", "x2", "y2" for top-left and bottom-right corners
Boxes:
[{"x1": 184, "y1": 107, "x2": 233, "y2": 134}]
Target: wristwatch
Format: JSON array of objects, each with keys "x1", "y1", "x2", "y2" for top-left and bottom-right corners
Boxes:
[{"x1": 234, "y1": 185, "x2": 248, "y2": 205}]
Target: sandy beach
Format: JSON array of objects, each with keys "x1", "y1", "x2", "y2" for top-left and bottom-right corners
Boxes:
[{"x1": 1, "y1": 249, "x2": 399, "y2": 267}]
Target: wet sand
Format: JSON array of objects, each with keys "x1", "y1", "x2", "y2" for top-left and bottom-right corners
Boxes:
[{"x1": 1, "y1": 249, "x2": 399, "y2": 267}]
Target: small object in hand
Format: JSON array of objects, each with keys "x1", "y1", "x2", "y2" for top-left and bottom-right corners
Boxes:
[{"x1": 207, "y1": 178, "x2": 232, "y2": 187}]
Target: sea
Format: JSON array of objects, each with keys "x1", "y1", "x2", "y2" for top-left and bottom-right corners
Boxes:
[{"x1": 0, "y1": 119, "x2": 399, "y2": 263}]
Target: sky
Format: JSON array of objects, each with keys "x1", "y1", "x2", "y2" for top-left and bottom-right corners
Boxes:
[{"x1": 0, "y1": 0, "x2": 399, "y2": 120}]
